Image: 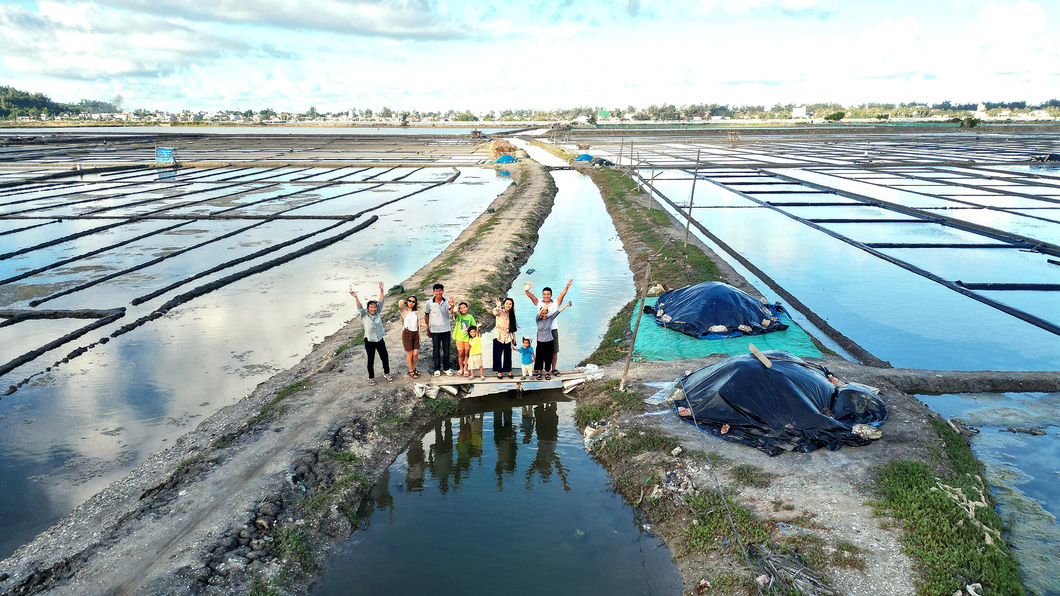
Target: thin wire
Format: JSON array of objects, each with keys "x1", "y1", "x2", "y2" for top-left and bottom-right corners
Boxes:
[{"x1": 645, "y1": 264, "x2": 766, "y2": 596}]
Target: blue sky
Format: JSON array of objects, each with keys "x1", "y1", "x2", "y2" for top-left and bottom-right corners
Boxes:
[{"x1": 1, "y1": 0, "x2": 1057, "y2": 112}]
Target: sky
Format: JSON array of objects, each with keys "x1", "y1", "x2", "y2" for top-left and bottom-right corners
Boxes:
[{"x1": 1, "y1": 0, "x2": 1058, "y2": 113}]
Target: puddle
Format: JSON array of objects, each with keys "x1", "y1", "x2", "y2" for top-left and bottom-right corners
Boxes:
[{"x1": 315, "y1": 150, "x2": 677, "y2": 592}]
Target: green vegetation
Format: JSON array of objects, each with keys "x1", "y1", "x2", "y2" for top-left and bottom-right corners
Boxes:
[
  {"x1": 682, "y1": 489, "x2": 770, "y2": 554},
  {"x1": 300, "y1": 451, "x2": 369, "y2": 518},
  {"x1": 376, "y1": 414, "x2": 409, "y2": 437},
  {"x1": 573, "y1": 379, "x2": 647, "y2": 426},
  {"x1": 832, "y1": 540, "x2": 867, "y2": 571},
  {"x1": 730, "y1": 464, "x2": 777, "y2": 488},
  {"x1": 423, "y1": 397, "x2": 459, "y2": 417},
  {"x1": 274, "y1": 527, "x2": 318, "y2": 573},
  {"x1": 872, "y1": 421, "x2": 1023, "y2": 595},
  {"x1": 824, "y1": 111, "x2": 846, "y2": 122},
  {"x1": 1, "y1": 86, "x2": 120, "y2": 120},
  {"x1": 248, "y1": 579, "x2": 283, "y2": 596},
  {"x1": 170, "y1": 453, "x2": 206, "y2": 480},
  {"x1": 596, "y1": 426, "x2": 678, "y2": 460},
  {"x1": 334, "y1": 332, "x2": 364, "y2": 356},
  {"x1": 253, "y1": 379, "x2": 311, "y2": 424}
]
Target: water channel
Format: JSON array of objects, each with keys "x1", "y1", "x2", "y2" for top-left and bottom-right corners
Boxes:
[{"x1": 313, "y1": 148, "x2": 683, "y2": 593}]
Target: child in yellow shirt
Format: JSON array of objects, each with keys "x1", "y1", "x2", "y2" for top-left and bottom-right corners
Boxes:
[{"x1": 467, "y1": 326, "x2": 484, "y2": 380}]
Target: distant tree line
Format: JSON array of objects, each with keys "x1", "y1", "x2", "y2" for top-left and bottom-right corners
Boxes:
[
  {"x1": 0, "y1": 86, "x2": 121, "y2": 120},
  {"x1": 6, "y1": 84, "x2": 1060, "y2": 122}
]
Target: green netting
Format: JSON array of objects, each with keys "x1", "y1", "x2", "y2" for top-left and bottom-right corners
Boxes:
[{"x1": 630, "y1": 297, "x2": 823, "y2": 361}]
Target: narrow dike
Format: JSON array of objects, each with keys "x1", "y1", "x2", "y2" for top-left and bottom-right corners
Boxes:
[{"x1": 0, "y1": 161, "x2": 558, "y2": 595}]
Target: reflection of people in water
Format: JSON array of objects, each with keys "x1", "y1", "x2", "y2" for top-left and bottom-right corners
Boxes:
[
  {"x1": 493, "y1": 408, "x2": 517, "y2": 489},
  {"x1": 365, "y1": 468, "x2": 394, "y2": 519},
  {"x1": 428, "y1": 418, "x2": 455, "y2": 494},
  {"x1": 525, "y1": 402, "x2": 570, "y2": 491},
  {"x1": 405, "y1": 436, "x2": 426, "y2": 493},
  {"x1": 520, "y1": 405, "x2": 535, "y2": 444}
]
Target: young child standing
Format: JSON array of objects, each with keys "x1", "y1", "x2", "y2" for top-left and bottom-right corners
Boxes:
[
  {"x1": 467, "y1": 326, "x2": 485, "y2": 381},
  {"x1": 452, "y1": 302, "x2": 476, "y2": 376},
  {"x1": 516, "y1": 337, "x2": 535, "y2": 380}
]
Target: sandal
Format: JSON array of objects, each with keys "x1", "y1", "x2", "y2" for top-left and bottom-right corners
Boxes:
[
  {"x1": 552, "y1": 370, "x2": 562, "y2": 377},
  {"x1": 412, "y1": 370, "x2": 420, "y2": 379},
  {"x1": 368, "y1": 378, "x2": 376, "y2": 385},
  {"x1": 507, "y1": 372, "x2": 514, "y2": 379},
  {"x1": 545, "y1": 373, "x2": 551, "y2": 380},
  {"x1": 384, "y1": 373, "x2": 394, "y2": 382},
  {"x1": 535, "y1": 373, "x2": 542, "y2": 381},
  {"x1": 497, "y1": 373, "x2": 503, "y2": 380}
]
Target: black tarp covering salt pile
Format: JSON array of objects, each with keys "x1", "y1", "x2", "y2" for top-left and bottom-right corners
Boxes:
[
  {"x1": 646, "y1": 282, "x2": 788, "y2": 339},
  {"x1": 671, "y1": 350, "x2": 887, "y2": 455}
]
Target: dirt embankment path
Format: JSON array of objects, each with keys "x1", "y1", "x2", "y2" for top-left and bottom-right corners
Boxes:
[{"x1": 0, "y1": 160, "x2": 557, "y2": 595}]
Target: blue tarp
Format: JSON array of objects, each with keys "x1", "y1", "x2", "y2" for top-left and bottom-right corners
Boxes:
[
  {"x1": 645, "y1": 282, "x2": 789, "y2": 339},
  {"x1": 575, "y1": 154, "x2": 593, "y2": 161},
  {"x1": 495, "y1": 155, "x2": 517, "y2": 163}
]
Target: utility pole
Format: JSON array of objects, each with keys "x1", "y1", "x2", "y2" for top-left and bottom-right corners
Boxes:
[{"x1": 620, "y1": 260, "x2": 652, "y2": 392}]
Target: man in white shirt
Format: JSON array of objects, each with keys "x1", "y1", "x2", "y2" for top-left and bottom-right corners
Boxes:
[
  {"x1": 524, "y1": 278, "x2": 572, "y2": 374},
  {"x1": 424, "y1": 283, "x2": 455, "y2": 376}
]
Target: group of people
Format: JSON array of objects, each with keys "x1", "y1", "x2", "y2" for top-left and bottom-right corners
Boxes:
[{"x1": 349, "y1": 278, "x2": 574, "y2": 385}]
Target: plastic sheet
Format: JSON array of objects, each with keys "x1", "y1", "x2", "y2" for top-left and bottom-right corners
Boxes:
[
  {"x1": 646, "y1": 282, "x2": 788, "y2": 338},
  {"x1": 671, "y1": 351, "x2": 887, "y2": 455}
]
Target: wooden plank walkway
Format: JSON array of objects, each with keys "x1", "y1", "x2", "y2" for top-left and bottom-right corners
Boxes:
[{"x1": 427, "y1": 372, "x2": 588, "y2": 386}]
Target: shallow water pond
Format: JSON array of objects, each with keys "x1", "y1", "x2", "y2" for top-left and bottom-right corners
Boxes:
[{"x1": 314, "y1": 397, "x2": 683, "y2": 595}]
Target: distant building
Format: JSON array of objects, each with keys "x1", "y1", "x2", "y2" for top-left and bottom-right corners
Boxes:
[{"x1": 792, "y1": 106, "x2": 808, "y2": 119}]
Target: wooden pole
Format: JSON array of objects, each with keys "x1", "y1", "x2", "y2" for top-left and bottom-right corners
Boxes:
[
  {"x1": 620, "y1": 261, "x2": 652, "y2": 392},
  {"x1": 684, "y1": 149, "x2": 700, "y2": 247},
  {"x1": 645, "y1": 167, "x2": 655, "y2": 209}
]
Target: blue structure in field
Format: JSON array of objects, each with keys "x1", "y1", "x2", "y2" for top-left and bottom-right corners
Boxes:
[
  {"x1": 575, "y1": 154, "x2": 593, "y2": 161},
  {"x1": 495, "y1": 154, "x2": 517, "y2": 164}
]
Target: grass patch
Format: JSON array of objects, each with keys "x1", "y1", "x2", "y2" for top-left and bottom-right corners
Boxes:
[
  {"x1": 340, "y1": 504, "x2": 362, "y2": 529},
  {"x1": 873, "y1": 456, "x2": 1023, "y2": 594},
  {"x1": 334, "y1": 332, "x2": 364, "y2": 356},
  {"x1": 274, "y1": 527, "x2": 317, "y2": 573},
  {"x1": 170, "y1": 453, "x2": 206, "y2": 480},
  {"x1": 300, "y1": 451, "x2": 369, "y2": 518},
  {"x1": 422, "y1": 397, "x2": 459, "y2": 417},
  {"x1": 778, "y1": 533, "x2": 828, "y2": 568},
  {"x1": 596, "y1": 426, "x2": 678, "y2": 460},
  {"x1": 254, "y1": 379, "x2": 311, "y2": 422},
  {"x1": 730, "y1": 464, "x2": 776, "y2": 488},
  {"x1": 248, "y1": 579, "x2": 283, "y2": 596},
  {"x1": 682, "y1": 489, "x2": 771, "y2": 555},
  {"x1": 831, "y1": 540, "x2": 866, "y2": 571},
  {"x1": 574, "y1": 404, "x2": 610, "y2": 427},
  {"x1": 573, "y1": 379, "x2": 647, "y2": 427},
  {"x1": 706, "y1": 572, "x2": 753, "y2": 593},
  {"x1": 376, "y1": 414, "x2": 409, "y2": 437}
]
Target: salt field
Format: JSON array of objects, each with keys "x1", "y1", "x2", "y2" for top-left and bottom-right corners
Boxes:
[{"x1": 0, "y1": 138, "x2": 513, "y2": 558}]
